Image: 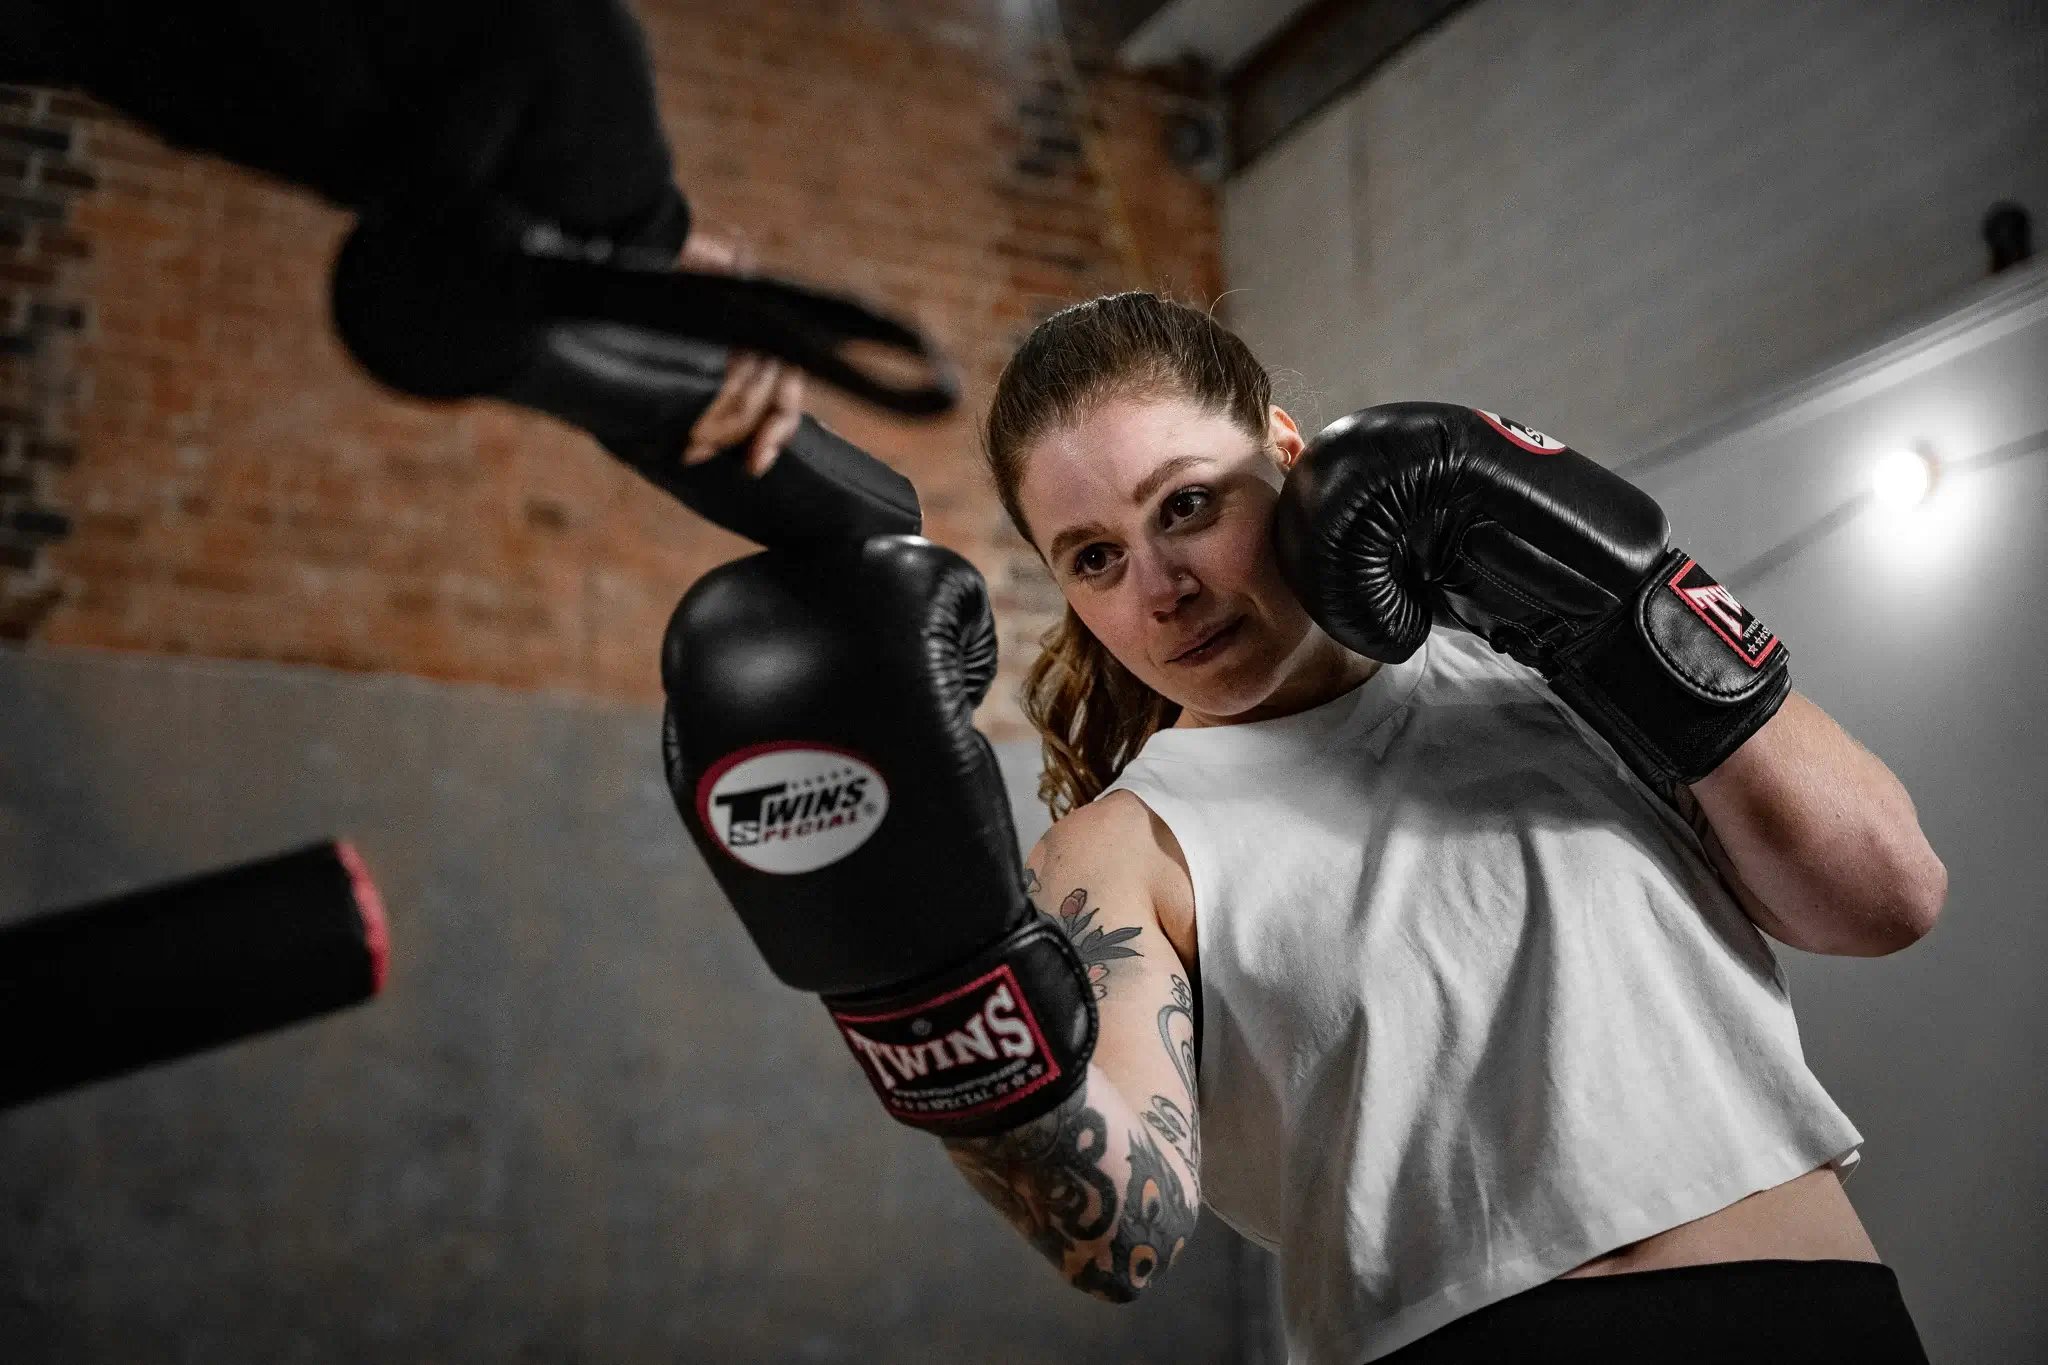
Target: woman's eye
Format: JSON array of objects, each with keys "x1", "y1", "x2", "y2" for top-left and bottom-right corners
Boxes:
[
  {"x1": 1074, "y1": 545, "x2": 1110, "y2": 576},
  {"x1": 1165, "y1": 487, "x2": 1212, "y2": 522}
]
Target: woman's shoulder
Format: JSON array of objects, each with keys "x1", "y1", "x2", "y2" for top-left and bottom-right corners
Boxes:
[
  {"x1": 1036, "y1": 789, "x2": 1197, "y2": 965},
  {"x1": 1035, "y1": 787, "x2": 1175, "y2": 875}
]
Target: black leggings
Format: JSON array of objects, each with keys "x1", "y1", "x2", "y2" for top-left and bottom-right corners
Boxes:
[{"x1": 1381, "y1": 1259, "x2": 1931, "y2": 1364}]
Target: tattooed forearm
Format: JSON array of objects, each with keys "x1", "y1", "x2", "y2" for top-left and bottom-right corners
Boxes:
[
  {"x1": 1141, "y1": 1095, "x2": 1195, "y2": 1169},
  {"x1": 946, "y1": 1090, "x2": 1118, "y2": 1265},
  {"x1": 1024, "y1": 869, "x2": 1143, "y2": 1002},
  {"x1": 1155, "y1": 974, "x2": 1199, "y2": 1165},
  {"x1": 969, "y1": 866, "x2": 1200, "y2": 1300},
  {"x1": 944, "y1": 1072, "x2": 1199, "y2": 1304},
  {"x1": 1073, "y1": 1123, "x2": 1196, "y2": 1301}
]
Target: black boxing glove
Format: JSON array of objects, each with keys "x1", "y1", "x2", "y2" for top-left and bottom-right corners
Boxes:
[
  {"x1": 661, "y1": 536, "x2": 1096, "y2": 1136},
  {"x1": 1274, "y1": 401, "x2": 1789, "y2": 797},
  {"x1": 2, "y1": 0, "x2": 687, "y2": 249}
]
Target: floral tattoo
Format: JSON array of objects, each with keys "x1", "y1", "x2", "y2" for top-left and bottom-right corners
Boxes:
[{"x1": 1025, "y1": 868, "x2": 1144, "y2": 1001}]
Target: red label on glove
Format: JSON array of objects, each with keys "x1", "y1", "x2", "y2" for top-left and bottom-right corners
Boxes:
[
  {"x1": 832, "y1": 964, "x2": 1063, "y2": 1126},
  {"x1": 1667, "y1": 557, "x2": 1779, "y2": 667},
  {"x1": 1476, "y1": 409, "x2": 1567, "y2": 453}
]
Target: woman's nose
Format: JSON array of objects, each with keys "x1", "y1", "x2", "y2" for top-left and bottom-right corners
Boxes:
[{"x1": 1136, "y1": 547, "x2": 1199, "y2": 610}]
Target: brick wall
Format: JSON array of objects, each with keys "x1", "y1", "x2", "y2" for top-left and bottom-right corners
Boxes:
[
  {"x1": 1220, "y1": 0, "x2": 2048, "y2": 466},
  {"x1": 0, "y1": 0, "x2": 1220, "y2": 741},
  {"x1": 0, "y1": 86, "x2": 95, "y2": 640}
]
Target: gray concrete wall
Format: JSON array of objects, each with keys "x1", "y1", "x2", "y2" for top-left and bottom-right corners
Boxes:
[
  {"x1": 0, "y1": 651, "x2": 1270, "y2": 1364},
  {"x1": 1220, "y1": 0, "x2": 2048, "y2": 462},
  {"x1": 1609, "y1": 263, "x2": 2048, "y2": 1361}
]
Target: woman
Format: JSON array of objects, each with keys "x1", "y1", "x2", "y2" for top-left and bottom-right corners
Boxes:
[{"x1": 948, "y1": 291, "x2": 1943, "y2": 1362}]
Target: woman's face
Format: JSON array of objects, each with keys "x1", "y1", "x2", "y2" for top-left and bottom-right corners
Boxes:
[{"x1": 1017, "y1": 390, "x2": 1374, "y2": 728}]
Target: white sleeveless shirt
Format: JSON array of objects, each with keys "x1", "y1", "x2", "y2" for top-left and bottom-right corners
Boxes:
[{"x1": 1100, "y1": 628, "x2": 1862, "y2": 1363}]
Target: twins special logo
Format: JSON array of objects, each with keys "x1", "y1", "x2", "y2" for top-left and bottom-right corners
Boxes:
[
  {"x1": 1668, "y1": 558, "x2": 1778, "y2": 666},
  {"x1": 696, "y1": 741, "x2": 890, "y2": 875},
  {"x1": 832, "y1": 965, "x2": 1060, "y2": 1122},
  {"x1": 1477, "y1": 409, "x2": 1567, "y2": 453}
]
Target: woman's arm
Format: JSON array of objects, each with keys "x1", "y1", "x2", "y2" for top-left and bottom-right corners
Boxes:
[
  {"x1": 942, "y1": 801, "x2": 1201, "y2": 1303},
  {"x1": 1675, "y1": 690, "x2": 1947, "y2": 956},
  {"x1": 944, "y1": 1057, "x2": 1197, "y2": 1304}
]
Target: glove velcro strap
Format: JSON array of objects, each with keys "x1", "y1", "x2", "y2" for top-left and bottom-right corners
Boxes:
[
  {"x1": 1549, "y1": 548, "x2": 1791, "y2": 791},
  {"x1": 824, "y1": 918, "x2": 1098, "y2": 1139}
]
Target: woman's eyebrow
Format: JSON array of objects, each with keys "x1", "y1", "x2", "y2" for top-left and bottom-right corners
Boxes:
[{"x1": 1046, "y1": 454, "x2": 1211, "y2": 562}]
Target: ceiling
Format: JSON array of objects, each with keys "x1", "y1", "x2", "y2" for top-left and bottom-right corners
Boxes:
[
  {"x1": 1075, "y1": 0, "x2": 1477, "y2": 172},
  {"x1": 1113, "y1": 0, "x2": 1326, "y2": 72}
]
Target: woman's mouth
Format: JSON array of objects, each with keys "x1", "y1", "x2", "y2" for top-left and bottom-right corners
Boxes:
[{"x1": 1171, "y1": 617, "x2": 1244, "y2": 665}]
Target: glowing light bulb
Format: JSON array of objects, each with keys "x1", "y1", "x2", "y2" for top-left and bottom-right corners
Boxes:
[{"x1": 1870, "y1": 446, "x2": 1937, "y2": 509}]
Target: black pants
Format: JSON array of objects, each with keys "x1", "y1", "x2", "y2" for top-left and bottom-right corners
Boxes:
[{"x1": 1382, "y1": 1259, "x2": 1931, "y2": 1364}]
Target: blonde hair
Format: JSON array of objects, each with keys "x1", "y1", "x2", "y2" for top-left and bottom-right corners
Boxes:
[{"x1": 981, "y1": 292, "x2": 1274, "y2": 820}]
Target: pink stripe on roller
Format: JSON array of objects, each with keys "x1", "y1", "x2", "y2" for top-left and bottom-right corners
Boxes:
[{"x1": 335, "y1": 840, "x2": 390, "y2": 994}]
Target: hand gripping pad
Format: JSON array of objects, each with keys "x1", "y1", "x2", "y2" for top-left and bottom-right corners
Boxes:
[
  {"x1": 824, "y1": 917, "x2": 1097, "y2": 1138},
  {"x1": 1548, "y1": 548, "x2": 1791, "y2": 790},
  {"x1": 331, "y1": 221, "x2": 930, "y2": 548}
]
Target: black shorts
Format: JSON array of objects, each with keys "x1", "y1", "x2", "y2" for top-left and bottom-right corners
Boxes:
[{"x1": 1381, "y1": 1259, "x2": 1930, "y2": 1364}]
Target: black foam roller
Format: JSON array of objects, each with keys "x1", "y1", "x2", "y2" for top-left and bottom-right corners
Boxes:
[{"x1": 0, "y1": 840, "x2": 389, "y2": 1109}]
